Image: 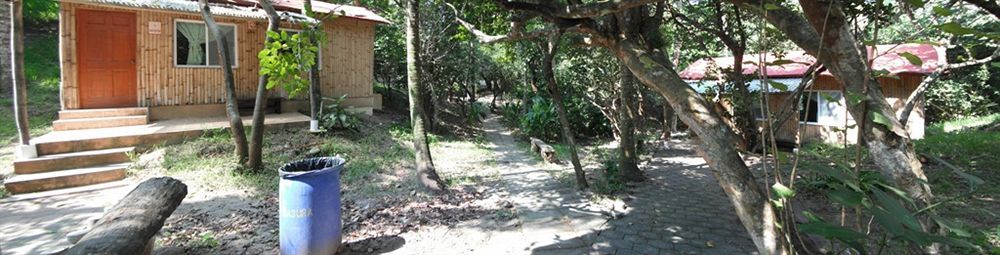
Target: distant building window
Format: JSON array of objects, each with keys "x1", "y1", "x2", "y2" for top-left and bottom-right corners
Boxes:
[
  {"x1": 175, "y1": 20, "x2": 237, "y2": 67},
  {"x1": 799, "y1": 91, "x2": 846, "y2": 126}
]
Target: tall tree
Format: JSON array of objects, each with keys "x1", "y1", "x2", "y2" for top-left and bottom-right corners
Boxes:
[
  {"x1": 246, "y1": 0, "x2": 282, "y2": 170},
  {"x1": 0, "y1": 1, "x2": 10, "y2": 96},
  {"x1": 405, "y1": 0, "x2": 447, "y2": 193},
  {"x1": 199, "y1": 0, "x2": 248, "y2": 164},
  {"x1": 616, "y1": 62, "x2": 643, "y2": 182},
  {"x1": 540, "y1": 33, "x2": 589, "y2": 189},
  {"x1": 10, "y1": 0, "x2": 30, "y2": 150},
  {"x1": 304, "y1": 0, "x2": 323, "y2": 132},
  {"x1": 727, "y1": 0, "x2": 938, "y2": 238},
  {"x1": 671, "y1": 1, "x2": 758, "y2": 150},
  {"x1": 453, "y1": 1, "x2": 800, "y2": 252}
]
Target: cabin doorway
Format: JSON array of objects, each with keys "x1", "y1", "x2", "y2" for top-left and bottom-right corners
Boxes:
[{"x1": 76, "y1": 9, "x2": 137, "y2": 109}]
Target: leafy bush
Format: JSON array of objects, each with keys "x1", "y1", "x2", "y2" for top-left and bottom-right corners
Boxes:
[
  {"x1": 520, "y1": 96, "x2": 561, "y2": 140},
  {"x1": 499, "y1": 102, "x2": 521, "y2": 127},
  {"x1": 593, "y1": 158, "x2": 626, "y2": 195},
  {"x1": 466, "y1": 101, "x2": 489, "y2": 123},
  {"x1": 792, "y1": 148, "x2": 982, "y2": 253},
  {"x1": 388, "y1": 121, "x2": 440, "y2": 145},
  {"x1": 321, "y1": 95, "x2": 361, "y2": 131}
]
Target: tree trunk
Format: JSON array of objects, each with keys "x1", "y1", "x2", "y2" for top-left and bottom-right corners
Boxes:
[
  {"x1": 542, "y1": 33, "x2": 589, "y2": 190},
  {"x1": 199, "y1": 0, "x2": 247, "y2": 164},
  {"x1": 0, "y1": 1, "x2": 10, "y2": 96},
  {"x1": 739, "y1": 0, "x2": 935, "y2": 218},
  {"x1": 246, "y1": 0, "x2": 281, "y2": 170},
  {"x1": 617, "y1": 62, "x2": 643, "y2": 182},
  {"x1": 730, "y1": 52, "x2": 759, "y2": 151},
  {"x1": 65, "y1": 177, "x2": 187, "y2": 255},
  {"x1": 611, "y1": 39, "x2": 791, "y2": 254},
  {"x1": 10, "y1": 0, "x2": 28, "y2": 146},
  {"x1": 304, "y1": 0, "x2": 322, "y2": 131},
  {"x1": 406, "y1": 0, "x2": 447, "y2": 193},
  {"x1": 661, "y1": 101, "x2": 677, "y2": 139}
]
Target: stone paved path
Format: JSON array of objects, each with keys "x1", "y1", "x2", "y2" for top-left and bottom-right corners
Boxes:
[
  {"x1": 391, "y1": 114, "x2": 756, "y2": 254},
  {"x1": 579, "y1": 142, "x2": 759, "y2": 254}
]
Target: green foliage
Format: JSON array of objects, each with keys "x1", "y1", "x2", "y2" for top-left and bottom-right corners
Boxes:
[
  {"x1": 23, "y1": 0, "x2": 59, "y2": 24},
  {"x1": 592, "y1": 158, "x2": 626, "y2": 195},
  {"x1": 499, "y1": 102, "x2": 521, "y2": 127},
  {"x1": 925, "y1": 58, "x2": 996, "y2": 121},
  {"x1": 466, "y1": 101, "x2": 488, "y2": 123},
  {"x1": 321, "y1": 95, "x2": 361, "y2": 131},
  {"x1": 915, "y1": 114, "x2": 1000, "y2": 195},
  {"x1": 197, "y1": 232, "x2": 220, "y2": 248},
  {"x1": 520, "y1": 96, "x2": 561, "y2": 140},
  {"x1": 388, "y1": 121, "x2": 440, "y2": 145},
  {"x1": 257, "y1": 30, "x2": 319, "y2": 97},
  {"x1": 796, "y1": 145, "x2": 982, "y2": 252},
  {"x1": 1, "y1": 34, "x2": 61, "y2": 144}
]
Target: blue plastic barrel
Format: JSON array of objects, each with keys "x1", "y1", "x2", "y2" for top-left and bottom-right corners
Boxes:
[{"x1": 279, "y1": 156, "x2": 345, "y2": 255}]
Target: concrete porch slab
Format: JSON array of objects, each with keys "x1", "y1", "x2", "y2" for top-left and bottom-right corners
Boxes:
[{"x1": 31, "y1": 113, "x2": 311, "y2": 155}]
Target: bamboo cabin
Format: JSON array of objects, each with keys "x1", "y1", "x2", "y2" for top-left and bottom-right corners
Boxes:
[
  {"x1": 678, "y1": 44, "x2": 944, "y2": 144},
  {"x1": 56, "y1": 0, "x2": 388, "y2": 120}
]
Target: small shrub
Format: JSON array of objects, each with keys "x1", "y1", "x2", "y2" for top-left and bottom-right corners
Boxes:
[
  {"x1": 466, "y1": 101, "x2": 489, "y2": 123},
  {"x1": 593, "y1": 158, "x2": 625, "y2": 195},
  {"x1": 388, "y1": 121, "x2": 440, "y2": 144},
  {"x1": 520, "y1": 96, "x2": 561, "y2": 140},
  {"x1": 499, "y1": 102, "x2": 521, "y2": 127},
  {"x1": 321, "y1": 95, "x2": 361, "y2": 131}
]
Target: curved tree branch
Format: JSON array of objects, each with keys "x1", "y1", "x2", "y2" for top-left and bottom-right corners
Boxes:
[
  {"x1": 961, "y1": 0, "x2": 1000, "y2": 19},
  {"x1": 899, "y1": 48, "x2": 1000, "y2": 126}
]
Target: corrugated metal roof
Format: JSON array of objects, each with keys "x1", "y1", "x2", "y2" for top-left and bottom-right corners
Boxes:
[
  {"x1": 685, "y1": 78, "x2": 803, "y2": 93},
  {"x1": 678, "y1": 44, "x2": 946, "y2": 80},
  {"x1": 62, "y1": 0, "x2": 388, "y2": 24}
]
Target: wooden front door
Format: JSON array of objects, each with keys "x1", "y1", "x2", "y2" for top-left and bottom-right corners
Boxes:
[{"x1": 77, "y1": 10, "x2": 136, "y2": 109}]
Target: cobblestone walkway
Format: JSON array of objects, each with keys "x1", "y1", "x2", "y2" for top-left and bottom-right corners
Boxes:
[
  {"x1": 577, "y1": 142, "x2": 759, "y2": 254},
  {"x1": 389, "y1": 115, "x2": 758, "y2": 254}
]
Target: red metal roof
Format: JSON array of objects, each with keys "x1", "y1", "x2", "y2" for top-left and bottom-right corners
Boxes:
[
  {"x1": 228, "y1": 0, "x2": 391, "y2": 24},
  {"x1": 678, "y1": 44, "x2": 946, "y2": 80}
]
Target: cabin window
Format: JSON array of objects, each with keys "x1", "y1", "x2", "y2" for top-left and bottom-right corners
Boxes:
[
  {"x1": 175, "y1": 20, "x2": 237, "y2": 67},
  {"x1": 799, "y1": 91, "x2": 846, "y2": 126},
  {"x1": 280, "y1": 29, "x2": 323, "y2": 69}
]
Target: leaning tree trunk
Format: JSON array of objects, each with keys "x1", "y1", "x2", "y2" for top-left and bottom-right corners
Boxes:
[
  {"x1": 246, "y1": 0, "x2": 281, "y2": 170},
  {"x1": 736, "y1": 1, "x2": 937, "y2": 240},
  {"x1": 406, "y1": 0, "x2": 447, "y2": 193},
  {"x1": 542, "y1": 34, "x2": 589, "y2": 190},
  {"x1": 611, "y1": 38, "x2": 792, "y2": 254},
  {"x1": 617, "y1": 62, "x2": 643, "y2": 182},
  {"x1": 10, "y1": 0, "x2": 29, "y2": 146},
  {"x1": 65, "y1": 177, "x2": 188, "y2": 255},
  {"x1": 199, "y1": 0, "x2": 247, "y2": 164}
]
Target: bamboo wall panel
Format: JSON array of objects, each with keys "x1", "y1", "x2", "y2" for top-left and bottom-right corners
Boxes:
[{"x1": 61, "y1": 2, "x2": 378, "y2": 109}]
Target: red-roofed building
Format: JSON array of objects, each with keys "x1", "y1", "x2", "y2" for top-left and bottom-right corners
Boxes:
[
  {"x1": 678, "y1": 44, "x2": 944, "y2": 144},
  {"x1": 55, "y1": 0, "x2": 389, "y2": 120}
]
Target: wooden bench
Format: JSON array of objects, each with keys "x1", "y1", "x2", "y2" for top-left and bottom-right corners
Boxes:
[{"x1": 530, "y1": 137, "x2": 559, "y2": 163}]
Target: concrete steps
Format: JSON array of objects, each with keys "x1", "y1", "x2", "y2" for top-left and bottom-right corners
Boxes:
[
  {"x1": 3, "y1": 163, "x2": 129, "y2": 194},
  {"x1": 58, "y1": 107, "x2": 148, "y2": 119},
  {"x1": 4, "y1": 112, "x2": 310, "y2": 194},
  {"x1": 13, "y1": 147, "x2": 134, "y2": 174},
  {"x1": 53, "y1": 108, "x2": 149, "y2": 131}
]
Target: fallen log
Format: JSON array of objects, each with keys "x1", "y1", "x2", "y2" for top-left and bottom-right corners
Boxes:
[
  {"x1": 64, "y1": 177, "x2": 188, "y2": 255},
  {"x1": 530, "y1": 137, "x2": 545, "y2": 153},
  {"x1": 529, "y1": 137, "x2": 560, "y2": 163},
  {"x1": 538, "y1": 144, "x2": 559, "y2": 163}
]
